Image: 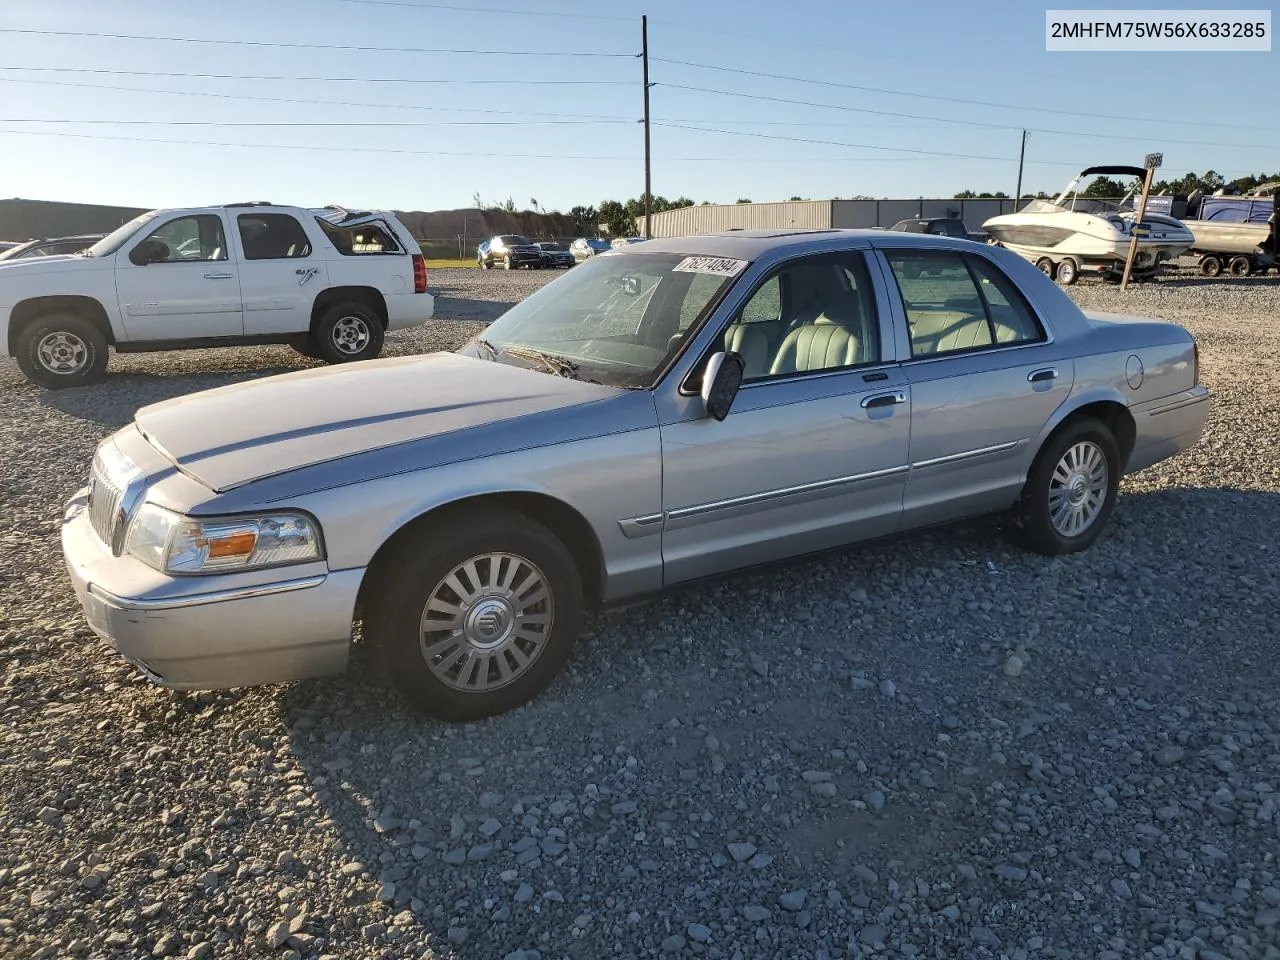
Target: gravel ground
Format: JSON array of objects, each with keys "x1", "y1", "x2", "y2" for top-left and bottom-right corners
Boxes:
[{"x1": 1, "y1": 264, "x2": 1278, "y2": 960}]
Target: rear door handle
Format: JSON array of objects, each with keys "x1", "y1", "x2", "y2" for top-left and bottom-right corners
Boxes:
[
  {"x1": 861, "y1": 391, "x2": 907, "y2": 409},
  {"x1": 1028, "y1": 368, "x2": 1058, "y2": 383},
  {"x1": 203, "y1": 272, "x2": 234, "y2": 280}
]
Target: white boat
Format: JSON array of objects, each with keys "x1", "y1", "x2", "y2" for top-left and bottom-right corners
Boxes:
[{"x1": 983, "y1": 165, "x2": 1195, "y2": 284}]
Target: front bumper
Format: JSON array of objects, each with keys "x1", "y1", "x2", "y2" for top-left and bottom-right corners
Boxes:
[{"x1": 60, "y1": 489, "x2": 360, "y2": 690}]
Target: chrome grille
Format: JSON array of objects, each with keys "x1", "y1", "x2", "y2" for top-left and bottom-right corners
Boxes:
[{"x1": 87, "y1": 454, "x2": 125, "y2": 549}]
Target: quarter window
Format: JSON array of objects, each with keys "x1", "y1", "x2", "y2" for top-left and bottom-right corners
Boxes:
[
  {"x1": 238, "y1": 213, "x2": 312, "y2": 260},
  {"x1": 138, "y1": 215, "x2": 228, "y2": 263},
  {"x1": 884, "y1": 251, "x2": 1043, "y2": 357}
]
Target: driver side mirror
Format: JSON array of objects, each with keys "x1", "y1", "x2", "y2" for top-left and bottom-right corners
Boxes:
[
  {"x1": 700, "y1": 351, "x2": 744, "y2": 422},
  {"x1": 129, "y1": 239, "x2": 168, "y2": 266}
]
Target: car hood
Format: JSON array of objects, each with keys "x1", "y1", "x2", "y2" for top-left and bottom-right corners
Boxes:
[
  {"x1": 134, "y1": 352, "x2": 625, "y2": 492},
  {"x1": 0, "y1": 253, "x2": 105, "y2": 273}
]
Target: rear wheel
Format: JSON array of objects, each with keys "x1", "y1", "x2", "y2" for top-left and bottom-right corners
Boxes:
[
  {"x1": 367, "y1": 509, "x2": 584, "y2": 722},
  {"x1": 1055, "y1": 257, "x2": 1079, "y2": 285},
  {"x1": 1199, "y1": 255, "x2": 1224, "y2": 277},
  {"x1": 1228, "y1": 256, "x2": 1252, "y2": 277},
  {"x1": 311, "y1": 301, "x2": 385, "y2": 364},
  {"x1": 1016, "y1": 417, "x2": 1120, "y2": 555},
  {"x1": 1035, "y1": 256, "x2": 1055, "y2": 276},
  {"x1": 15, "y1": 311, "x2": 109, "y2": 389},
  {"x1": 480, "y1": 256, "x2": 491, "y2": 270}
]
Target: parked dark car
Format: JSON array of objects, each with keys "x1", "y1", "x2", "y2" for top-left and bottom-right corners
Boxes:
[
  {"x1": 535, "y1": 241, "x2": 575, "y2": 269},
  {"x1": 569, "y1": 237, "x2": 612, "y2": 262},
  {"x1": 0, "y1": 233, "x2": 105, "y2": 262},
  {"x1": 477, "y1": 235, "x2": 542, "y2": 270},
  {"x1": 887, "y1": 218, "x2": 972, "y2": 241}
]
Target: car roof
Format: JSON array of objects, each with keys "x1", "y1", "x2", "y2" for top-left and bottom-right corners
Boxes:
[{"x1": 611, "y1": 228, "x2": 976, "y2": 260}]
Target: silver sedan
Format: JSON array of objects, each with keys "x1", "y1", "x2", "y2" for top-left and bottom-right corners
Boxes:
[{"x1": 61, "y1": 229, "x2": 1210, "y2": 721}]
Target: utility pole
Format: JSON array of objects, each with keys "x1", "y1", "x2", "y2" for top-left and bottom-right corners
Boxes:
[
  {"x1": 641, "y1": 15, "x2": 652, "y2": 240},
  {"x1": 1014, "y1": 129, "x2": 1028, "y2": 212}
]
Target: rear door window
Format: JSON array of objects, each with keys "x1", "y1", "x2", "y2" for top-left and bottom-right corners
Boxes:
[{"x1": 238, "y1": 214, "x2": 313, "y2": 260}]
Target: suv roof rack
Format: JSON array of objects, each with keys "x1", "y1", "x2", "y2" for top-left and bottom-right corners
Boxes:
[{"x1": 223, "y1": 201, "x2": 275, "y2": 207}]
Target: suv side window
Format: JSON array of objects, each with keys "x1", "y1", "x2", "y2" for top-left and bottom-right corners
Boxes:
[
  {"x1": 238, "y1": 213, "x2": 312, "y2": 260},
  {"x1": 139, "y1": 215, "x2": 228, "y2": 263},
  {"x1": 729, "y1": 253, "x2": 881, "y2": 382}
]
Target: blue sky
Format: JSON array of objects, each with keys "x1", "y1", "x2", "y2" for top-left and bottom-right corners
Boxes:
[{"x1": 0, "y1": 0, "x2": 1273, "y2": 213}]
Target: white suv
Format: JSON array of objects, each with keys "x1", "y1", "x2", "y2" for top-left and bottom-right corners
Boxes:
[{"x1": 0, "y1": 203, "x2": 434, "y2": 389}]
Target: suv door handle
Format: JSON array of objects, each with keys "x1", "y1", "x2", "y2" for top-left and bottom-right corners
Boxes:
[
  {"x1": 1028, "y1": 368, "x2": 1058, "y2": 383},
  {"x1": 861, "y1": 391, "x2": 907, "y2": 409},
  {"x1": 203, "y1": 272, "x2": 234, "y2": 280}
]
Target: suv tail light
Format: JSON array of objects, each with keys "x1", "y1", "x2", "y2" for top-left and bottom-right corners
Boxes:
[{"x1": 412, "y1": 254, "x2": 427, "y2": 294}]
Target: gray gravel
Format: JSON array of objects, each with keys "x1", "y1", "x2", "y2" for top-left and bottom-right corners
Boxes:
[{"x1": 2, "y1": 265, "x2": 1279, "y2": 959}]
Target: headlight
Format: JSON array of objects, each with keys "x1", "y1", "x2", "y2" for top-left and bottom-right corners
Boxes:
[{"x1": 125, "y1": 503, "x2": 324, "y2": 574}]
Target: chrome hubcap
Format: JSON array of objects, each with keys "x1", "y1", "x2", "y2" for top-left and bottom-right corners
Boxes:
[
  {"x1": 420, "y1": 552, "x2": 553, "y2": 692},
  {"x1": 331, "y1": 316, "x2": 371, "y2": 355},
  {"x1": 36, "y1": 331, "x2": 89, "y2": 375},
  {"x1": 1048, "y1": 440, "x2": 1109, "y2": 537}
]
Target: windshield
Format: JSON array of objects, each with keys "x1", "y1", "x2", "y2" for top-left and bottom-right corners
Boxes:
[
  {"x1": 83, "y1": 212, "x2": 160, "y2": 258},
  {"x1": 458, "y1": 251, "x2": 745, "y2": 389},
  {"x1": 538, "y1": 242, "x2": 564, "y2": 251},
  {"x1": 500, "y1": 235, "x2": 531, "y2": 245},
  {"x1": 0, "y1": 241, "x2": 36, "y2": 261}
]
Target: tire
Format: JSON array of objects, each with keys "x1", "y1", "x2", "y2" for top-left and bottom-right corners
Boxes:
[
  {"x1": 1200, "y1": 255, "x2": 1224, "y2": 278},
  {"x1": 1016, "y1": 417, "x2": 1121, "y2": 556},
  {"x1": 1055, "y1": 257, "x2": 1079, "y2": 285},
  {"x1": 1228, "y1": 256, "x2": 1252, "y2": 277},
  {"x1": 480, "y1": 257, "x2": 491, "y2": 270},
  {"x1": 367, "y1": 509, "x2": 585, "y2": 722},
  {"x1": 311, "y1": 300, "x2": 385, "y2": 364},
  {"x1": 1035, "y1": 256, "x2": 1055, "y2": 276},
  {"x1": 15, "y1": 311, "x2": 109, "y2": 389},
  {"x1": 503, "y1": 255, "x2": 512, "y2": 270}
]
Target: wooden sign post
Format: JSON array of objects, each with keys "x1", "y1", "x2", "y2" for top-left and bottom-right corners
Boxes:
[{"x1": 1121, "y1": 152, "x2": 1163, "y2": 291}]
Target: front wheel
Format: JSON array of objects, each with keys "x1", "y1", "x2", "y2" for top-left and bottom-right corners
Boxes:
[
  {"x1": 1016, "y1": 418, "x2": 1120, "y2": 555},
  {"x1": 1055, "y1": 257, "x2": 1079, "y2": 285},
  {"x1": 311, "y1": 301, "x2": 385, "y2": 364},
  {"x1": 1228, "y1": 256, "x2": 1252, "y2": 277},
  {"x1": 15, "y1": 312, "x2": 109, "y2": 389},
  {"x1": 368, "y1": 510, "x2": 584, "y2": 722},
  {"x1": 503, "y1": 255, "x2": 513, "y2": 270}
]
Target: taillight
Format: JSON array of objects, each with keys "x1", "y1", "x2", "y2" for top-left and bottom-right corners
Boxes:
[{"x1": 412, "y1": 253, "x2": 427, "y2": 294}]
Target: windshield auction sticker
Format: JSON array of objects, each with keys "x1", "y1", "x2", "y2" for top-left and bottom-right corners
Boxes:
[{"x1": 672, "y1": 256, "x2": 749, "y2": 277}]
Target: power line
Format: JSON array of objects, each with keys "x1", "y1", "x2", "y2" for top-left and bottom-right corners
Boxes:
[
  {"x1": 1, "y1": 117, "x2": 628, "y2": 127},
  {"x1": 653, "y1": 122, "x2": 1088, "y2": 167},
  {"x1": 0, "y1": 76, "x2": 936, "y2": 130},
  {"x1": 0, "y1": 126, "x2": 1085, "y2": 165},
  {"x1": 654, "y1": 58, "x2": 1269, "y2": 132},
  {"x1": 338, "y1": 0, "x2": 634, "y2": 21},
  {"x1": 0, "y1": 28, "x2": 634, "y2": 58},
  {"x1": 0, "y1": 66, "x2": 630, "y2": 86},
  {"x1": 658, "y1": 84, "x2": 1280, "y2": 152}
]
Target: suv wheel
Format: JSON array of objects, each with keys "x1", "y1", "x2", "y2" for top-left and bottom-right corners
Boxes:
[
  {"x1": 368, "y1": 509, "x2": 584, "y2": 721},
  {"x1": 15, "y1": 311, "x2": 109, "y2": 389},
  {"x1": 311, "y1": 301, "x2": 386, "y2": 364}
]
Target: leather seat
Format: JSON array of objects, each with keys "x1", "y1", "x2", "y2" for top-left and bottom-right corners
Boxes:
[
  {"x1": 724, "y1": 322, "x2": 772, "y2": 377},
  {"x1": 769, "y1": 315, "x2": 861, "y2": 375},
  {"x1": 907, "y1": 311, "x2": 991, "y2": 355}
]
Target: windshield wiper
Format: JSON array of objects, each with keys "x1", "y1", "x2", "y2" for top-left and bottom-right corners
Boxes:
[
  {"x1": 471, "y1": 336, "x2": 498, "y2": 359},
  {"x1": 499, "y1": 345, "x2": 580, "y2": 378}
]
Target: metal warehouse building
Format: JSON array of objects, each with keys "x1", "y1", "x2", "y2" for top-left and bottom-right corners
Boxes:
[{"x1": 639, "y1": 197, "x2": 1020, "y2": 239}]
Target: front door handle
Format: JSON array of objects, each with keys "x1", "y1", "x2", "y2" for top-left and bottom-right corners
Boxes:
[
  {"x1": 203, "y1": 272, "x2": 234, "y2": 280},
  {"x1": 1028, "y1": 368, "x2": 1058, "y2": 383},
  {"x1": 861, "y1": 391, "x2": 907, "y2": 409}
]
